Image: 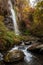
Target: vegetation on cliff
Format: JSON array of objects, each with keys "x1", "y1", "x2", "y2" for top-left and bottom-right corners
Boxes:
[
  {"x1": 0, "y1": 0, "x2": 43, "y2": 51},
  {"x1": 31, "y1": 1, "x2": 43, "y2": 37}
]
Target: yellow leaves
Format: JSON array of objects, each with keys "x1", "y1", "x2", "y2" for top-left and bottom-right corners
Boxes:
[
  {"x1": 23, "y1": 6, "x2": 29, "y2": 13},
  {"x1": 22, "y1": 6, "x2": 30, "y2": 20},
  {"x1": 22, "y1": 1, "x2": 30, "y2": 13},
  {"x1": 14, "y1": 0, "x2": 30, "y2": 21}
]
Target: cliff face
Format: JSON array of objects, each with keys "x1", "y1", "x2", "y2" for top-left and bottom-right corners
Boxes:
[
  {"x1": 0, "y1": 0, "x2": 14, "y2": 30},
  {"x1": 0, "y1": 0, "x2": 9, "y2": 16},
  {"x1": 0, "y1": 0, "x2": 34, "y2": 34}
]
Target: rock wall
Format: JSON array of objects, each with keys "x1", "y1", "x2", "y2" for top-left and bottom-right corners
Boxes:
[{"x1": 0, "y1": 0, "x2": 14, "y2": 31}]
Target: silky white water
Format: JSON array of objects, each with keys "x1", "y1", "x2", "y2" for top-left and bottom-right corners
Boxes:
[{"x1": 8, "y1": 0, "x2": 20, "y2": 35}]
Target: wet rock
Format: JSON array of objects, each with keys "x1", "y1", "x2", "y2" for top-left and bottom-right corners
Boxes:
[
  {"x1": 36, "y1": 44, "x2": 43, "y2": 49},
  {"x1": 25, "y1": 41, "x2": 32, "y2": 45},
  {"x1": 4, "y1": 17, "x2": 14, "y2": 30},
  {"x1": 20, "y1": 41, "x2": 25, "y2": 46},
  {"x1": 36, "y1": 44, "x2": 43, "y2": 53},
  {"x1": 27, "y1": 43, "x2": 40, "y2": 52},
  {"x1": 4, "y1": 50, "x2": 25, "y2": 62}
]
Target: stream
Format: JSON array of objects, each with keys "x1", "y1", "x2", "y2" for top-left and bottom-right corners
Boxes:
[{"x1": 0, "y1": 44, "x2": 43, "y2": 65}]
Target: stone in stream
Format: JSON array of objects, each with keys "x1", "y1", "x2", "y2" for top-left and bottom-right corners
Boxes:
[
  {"x1": 27, "y1": 43, "x2": 41, "y2": 53},
  {"x1": 36, "y1": 44, "x2": 43, "y2": 53},
  {"x1": 25, "y1": 41, "x2": 32, "y2": 45},
  {"x1": 4, "y1": 50, "x2": 25, "y2": 62}
]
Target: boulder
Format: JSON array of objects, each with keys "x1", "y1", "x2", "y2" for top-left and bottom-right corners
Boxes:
[
  {"x1": 27, "y1": 43, "x2": 40, "y2": 52},
  {"x1": 4, "y1": 50, "x2": 25, "y2": 62},
  {"x1": 36, "y1": 44, "x2": 43, "y2": 49},
  {"x1": 36, "y1": 44, "x2": 43, "y2": 53}
]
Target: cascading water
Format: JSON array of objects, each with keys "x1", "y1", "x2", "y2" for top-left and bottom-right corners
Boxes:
[
  {"x1": 8, "y1": 0, "x2": 32, "y2": 63},
  {"x1": 9, "y1": 44, "x2": 33, "y2": 63},
  {"x1": 8, "y1": 0, "x2": 20, "y2": 35}
]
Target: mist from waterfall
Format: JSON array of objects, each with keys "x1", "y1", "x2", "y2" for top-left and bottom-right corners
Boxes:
[{"x1": 8, "y1": 0, "x2": 20, "y2": 35}]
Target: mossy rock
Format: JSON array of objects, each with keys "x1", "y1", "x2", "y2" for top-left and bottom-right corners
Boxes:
[{"x1": 4, "y1": 50, "x2": 25, "y2": 62}]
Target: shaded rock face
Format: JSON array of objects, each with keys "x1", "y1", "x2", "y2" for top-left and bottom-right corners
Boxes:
[
  {"x1": 4, "y1": 50, "x2": 25, "y2": 62},
  {"x1": 4, "y1": 17, "x2": 14, "y2": 30},
  {"x1": 0, "y1": 0, "x2": 14, "y2": 31},
  {"x1": 0, "y1": 0, "x2": 9, "y2": 16}
]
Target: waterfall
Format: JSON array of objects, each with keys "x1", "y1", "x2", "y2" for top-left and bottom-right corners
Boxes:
[{"x1": 8, "y1": 0, "x2": 20, "y2": 35}]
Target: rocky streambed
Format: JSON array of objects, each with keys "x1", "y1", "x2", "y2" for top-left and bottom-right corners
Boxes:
[{"x1": 0, "y1": 41, "x2": 43, "y2": 65}]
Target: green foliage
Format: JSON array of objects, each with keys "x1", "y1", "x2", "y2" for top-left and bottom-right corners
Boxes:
[
  {"x1": 0, "y1": 21, "x2": 22, "y2": 50},
  {"x1": 23, "y1": 30, "x2": 31, "y2": 35},
  {"x1": 0, "y1": 21, "x2": 14, "y2": 50}
]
